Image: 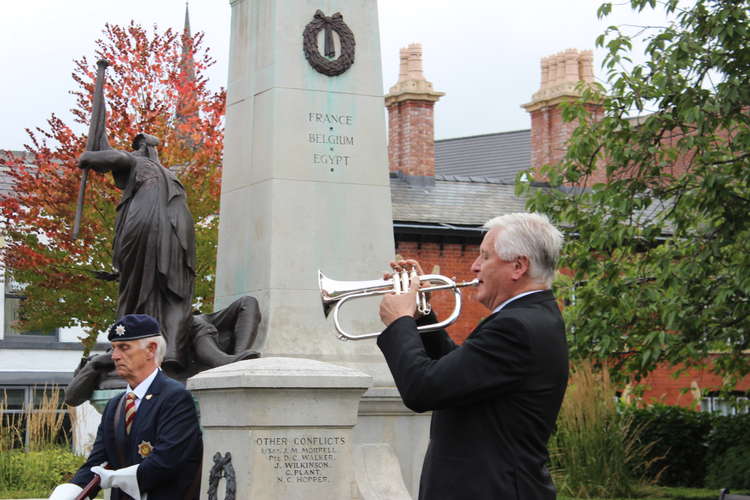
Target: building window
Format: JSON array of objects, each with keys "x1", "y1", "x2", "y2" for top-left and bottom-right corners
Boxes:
[
  {"x1": 4, "y1": 293, "x2": 58, "y2": 337},
  {"x1": 0, "y1": 386, "x2": 71, "y2": 450},
  {"x1": 701, "y1": 393, "x2": 749, "y2": 415}
]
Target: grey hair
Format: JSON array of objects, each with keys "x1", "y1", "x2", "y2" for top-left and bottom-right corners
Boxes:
[
  {"x1": 138, "y1": 335, "x2": 167, "y2": 366},
  {"x1": 483, "y1": 213, "x2": 563, "y2": 287}
]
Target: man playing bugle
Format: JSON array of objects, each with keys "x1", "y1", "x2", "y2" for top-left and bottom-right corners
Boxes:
[{"x1": 378, "y1": 213, "x2": 568, "y2": 500}]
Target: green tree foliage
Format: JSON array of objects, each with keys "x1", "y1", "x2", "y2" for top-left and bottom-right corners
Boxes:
[
  {"x1": 0, "y1": 23, "x2": 225, "y2": 353},
  {"x1": 521, "y1": 0, "x2": 750, "y2": 389}
]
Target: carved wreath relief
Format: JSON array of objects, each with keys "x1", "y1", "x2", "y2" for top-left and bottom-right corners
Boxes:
[
  {"x1": 303, "y1": 10, "x2": 355, "y2": 76},
  {"x1": 207, "y1": 452, "x2": 236, "y2": 500}
]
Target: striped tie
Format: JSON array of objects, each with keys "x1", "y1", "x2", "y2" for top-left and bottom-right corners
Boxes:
[{"x1": 124, "y1": 392, "x2": 137, "y2": 435}]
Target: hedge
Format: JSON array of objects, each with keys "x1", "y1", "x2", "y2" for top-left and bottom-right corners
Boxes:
[
  {"x1": 625, "y1": 405, "x2": 750, "y2": 489},
  {"x1": 704, "y1": 412, "x2": 750, "y2": 489}
]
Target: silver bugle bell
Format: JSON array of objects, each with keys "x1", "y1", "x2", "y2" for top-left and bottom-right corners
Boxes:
[{"x1": 318, "y1": 269, "x2": 479, "y2": 341}]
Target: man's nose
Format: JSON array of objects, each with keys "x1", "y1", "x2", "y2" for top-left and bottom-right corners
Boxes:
[{"x1": 470, "y1": 258, "x2": 480, "y2": 273}]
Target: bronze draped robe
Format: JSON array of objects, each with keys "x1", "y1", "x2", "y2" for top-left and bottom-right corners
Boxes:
[{"x1": 112, "y1": 152, "x2": 195, "y2": 367}]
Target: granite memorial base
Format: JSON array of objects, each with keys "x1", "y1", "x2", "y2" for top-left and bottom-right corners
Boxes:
[{"x1": 188, "y1": 357, "x2": 413, "y2": 499}]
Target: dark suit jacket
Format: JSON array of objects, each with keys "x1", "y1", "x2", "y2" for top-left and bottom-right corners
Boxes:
[
  {"x1": 377, "y1": 290, "x2": 568, "y2": 500},
  {"x1": 72, "y1": 370, "x2": 203, "y2": 500}
]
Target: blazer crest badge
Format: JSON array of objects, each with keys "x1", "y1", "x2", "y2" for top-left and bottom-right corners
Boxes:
[{"x1": 137, "y1": 440, "x2": 153, "y2": 458}]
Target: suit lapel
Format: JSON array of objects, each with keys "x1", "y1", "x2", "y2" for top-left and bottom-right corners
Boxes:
[
  {"x1": 112, "y1": 392, "x2": 129, "y2": 467},
  {"x1": 129, "y1": 370, "x2": 163, "y2": 445}
]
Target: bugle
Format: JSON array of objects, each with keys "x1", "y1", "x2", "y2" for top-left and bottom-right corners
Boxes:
[{"x1": 318, "y1": 269, "x2": 478, "y2": 341}]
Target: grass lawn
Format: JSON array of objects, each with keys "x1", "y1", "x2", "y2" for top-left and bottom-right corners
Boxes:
[{"x1": 561, "y1": 485, "x2": 750, "y2": 500}]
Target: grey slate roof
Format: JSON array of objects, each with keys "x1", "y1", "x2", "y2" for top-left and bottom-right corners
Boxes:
[
  {"x1": 390, "y1": 175, "x2": 527, "y2": 226},
  {"x1": 0, "y1": 164, "x2": 13, "y2": 197},
  {"x1": 435, "y1": 129, "x2": 531, "y2": 183},
  {"x1": 0, "y1": 151, "x2": 32, "y2": 196}
]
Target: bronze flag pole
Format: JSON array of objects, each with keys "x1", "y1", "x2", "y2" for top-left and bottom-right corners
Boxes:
[
  {"x1": 72, "y1": 59, "x2": 111, "y2": 240},
  {"x1": 72, "y1": 60, "x2": 111, "y2": 497}
]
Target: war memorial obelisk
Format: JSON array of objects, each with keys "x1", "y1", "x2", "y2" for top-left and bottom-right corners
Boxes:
[
  {"x1": 187, "y1": 1, "x2": 427, "y2": 498},
  {"x1": 215, "y1": 1, "x2": 395, "y2": 383}
]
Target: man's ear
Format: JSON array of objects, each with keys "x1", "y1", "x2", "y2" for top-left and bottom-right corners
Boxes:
[
  {"x1": 146, "y1": 340, "x2": 158, "y2": 359},
  {"x1": 512, "y1": 256, "x2": 530, "y2": 280}
]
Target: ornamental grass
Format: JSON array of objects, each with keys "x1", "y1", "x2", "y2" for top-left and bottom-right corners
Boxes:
[{"x1": 549, "y1": 361, "x2": 657, "y2": 498}]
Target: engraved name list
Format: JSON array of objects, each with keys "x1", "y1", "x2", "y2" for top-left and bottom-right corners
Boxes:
[{"x1": 256, "y1": 434, "x2": 346, "y2": 484}]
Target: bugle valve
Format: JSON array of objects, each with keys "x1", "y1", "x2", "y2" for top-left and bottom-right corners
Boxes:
[{"x1": 318, "y1": 269, "x2": 478, "y2": 341}]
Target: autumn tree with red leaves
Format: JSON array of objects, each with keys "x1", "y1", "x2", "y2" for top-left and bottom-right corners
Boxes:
[{"x1": 0, "y1": 22, "x2": 225, "y2": 353}]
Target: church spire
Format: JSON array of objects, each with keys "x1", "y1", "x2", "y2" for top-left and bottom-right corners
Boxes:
[
  {"x1": 183, "y1": 2, "x2": 191, "y2": 37},
  {"x1": 176, "y1": 2, "x2": 198, "y2": 146},
  {"x1": 179, "y1": 2, "x2": 196, "y2": 85}
]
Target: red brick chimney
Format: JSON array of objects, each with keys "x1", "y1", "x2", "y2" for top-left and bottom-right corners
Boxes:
[
  {"x1": 385, "y1": 44, "x2": 444, "y2": 185},
  {"x1": 522, "y1": 49, "x2": 601, "y2": 173}
]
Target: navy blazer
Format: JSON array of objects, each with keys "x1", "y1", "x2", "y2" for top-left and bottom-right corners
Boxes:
[
  {"x1": 72, "y1": 370, "x2": 203, "y2": 500},
  {"x1": 377, "y1": 290, "x2": 568, "y2": 500}
]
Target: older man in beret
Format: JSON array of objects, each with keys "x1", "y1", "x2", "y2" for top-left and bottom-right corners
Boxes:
[{"x1": 49, "y1": 314, "x2": 203, "y2": 500}]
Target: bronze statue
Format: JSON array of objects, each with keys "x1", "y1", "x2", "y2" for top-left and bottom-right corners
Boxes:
[
  {"x1": 66, "y1": 61, "x2": 259, "y2": 406},
  {"x1": 79, "y1": 134, "x2": 197, "y2": 372}
]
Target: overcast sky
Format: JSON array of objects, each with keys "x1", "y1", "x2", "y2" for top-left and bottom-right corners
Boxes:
[{"x1": 1, "y1": 0, "x2": 673, "y2": 150}]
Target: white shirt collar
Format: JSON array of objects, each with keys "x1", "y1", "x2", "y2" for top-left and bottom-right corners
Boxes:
[
  {"x1": 126, "y1": 367, "x2": 159, "y2": 402},
  {"x1": 490, "y1": 289, "x2": 546, "y2": 316}
]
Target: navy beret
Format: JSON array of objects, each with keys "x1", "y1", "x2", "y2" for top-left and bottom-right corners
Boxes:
[{"x1": 108, "y1": 314, "x2": 161, "y2": 342}]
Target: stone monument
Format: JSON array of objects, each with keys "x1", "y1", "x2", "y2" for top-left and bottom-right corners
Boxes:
[
  {"x1": 214, "y1": 1, "x2": 393, "y2": 382},
  {"x1": 202, "y1": 0, "x2": 429, "y2": 497}
]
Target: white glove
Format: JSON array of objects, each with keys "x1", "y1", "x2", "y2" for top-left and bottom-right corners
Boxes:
[
  {"x1": 90, "y1": 464, "x2": 142, "y2": 500},
  {"x1": 48, "y1": 483, "x2": 83, "y2": 500}
]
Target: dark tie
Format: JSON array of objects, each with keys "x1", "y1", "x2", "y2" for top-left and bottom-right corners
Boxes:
[{"x1": 124, "y1": 392, "x2": 137, "y2": 435}]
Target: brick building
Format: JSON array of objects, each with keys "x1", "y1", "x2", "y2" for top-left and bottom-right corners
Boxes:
[{"x1": 386, "y1": 44, "x2": 750, "y2": 409}]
